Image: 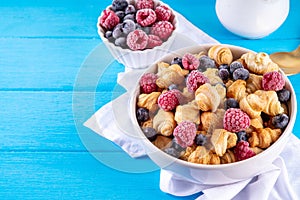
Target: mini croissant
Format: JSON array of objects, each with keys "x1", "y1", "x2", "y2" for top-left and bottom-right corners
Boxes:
[
  {"x1": 255, "y1": 90, "x2": 284, "y2": 116},
  {"x1": 137, "y1": 92, "x2": 161, "y2": 113},
  {"x1": 248, "y1": 128, "x2": 282, "y2": 148},
  {"x1": 153, "y1": 109, "x2": 176, "y2": 136},
  {"x1": 195, "y1": 83, "x2": 220, "y2": 112},
  {"x1": 227, "y1": 80, "x2": 247, "y2": 102},
  {"x1": 241, "y1": 52, "x2": 279, "y2": 75},
  {"x1": 188, "y1": 146, "x2": 221, "y2": 165},
  {"x1": 246, "y1": 73, "x2": 263, "y2": 94},
  {"x1": 156, "y1": 62, "x2": 187, "y2": 89},
  {"x1": 200, "y1": 109, "x2": 225, "y2": 133},
  {"x1": 220, "y1": 150, "x2": 236, "y2": 164},
  {"x1": 239, "y1": 92, "x2": 266, "y2": 119},
  {"x1": 208, "y1": 45, "x2": 233, "y2": 65},
  {"x1": 203, "y1": 68, "x2": 223, "y2": 85},
  {"x1": 175, "y1": 101, "x2": 200, "y2": 124},
  {"x1": 211, "y1": 129, "x2": 237, "y2": 156}
]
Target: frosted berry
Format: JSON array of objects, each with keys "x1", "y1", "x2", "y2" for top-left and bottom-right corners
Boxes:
[
  {"x1": 114, "y1": 37, "x2": 127, "y2": 47},
  {"x1": 236, "y1": 131, "x2": 248, "y2": 142},
  {"x1": 142, "y1": 127, "x2": 157, "y2": 141},
  {"x1": 136, "y1": 0, "x2": 154, "y2": 9},
  {"x1": 115, "y1": 11, "x2": 125, "y2": 21},
  {"x1": 195, "y1": 134, "x2": 207, "y2": 146},
  {"x1": 186, "y1": 70, "x2": 209, "y2": 92},
  {"x1": 272, "y1": 114, "x2": 289, "y2": 129},
  {"x1": 147, "y1": 34, "x2": 163, "y2": 48},
  {"x1": 223, "y1": 108, "x2": 250, "y2": 133},
  {"x1": 104, "y1": 30, "x2": 113, "y2": 39},
  {"x1": 218, "y1": 68, "x2": 230, "y2": 81},
  {"x1": 233, "y1": 68, "x2": 249, "y2": 80},
  {"x1": 277, "y1": 89, "x2": 291, "y2": 102},
  {"x1": 224, "y1": 98, "x2": 239, "y2": 109},
  {"x1": 151, "y1": 21, "x2": 174, "y2": 40},
  {"x1": 136, "y1": 9, "x2": 157, "y2": 27},
  {"x1": 136, "y1": 107, "x2": 149, "y2": 122},
  {"x1": 139, "y1": 72, "x2": 158, "y2": 94},
  {"x1": 123, "y1": 14, "x2": 135, "y2": 21},
  {"x1": 112, "y1": 23, "x2": 124, "y2": 39},
  {"x1": 111, "y1": 0, "x2": 128, "y2": 11},
  {"x1": 171, "y1": 57, "x2": 183, "y2": 68},
  {"x1": 125, "y1": 5, "x2": 136, "y2": 15},
  {"x1": 155, "y1": 5, "x2": 172, "y2": 21},
  {"x1": 173, "y1": 121, "x2": 197, "y2": 148},
  {"x1": 126, "y1": 29, "x2": 148, "y2": 50},
  {"x1": 229, "y1": 61, "x2": 244, "y2": 74},
  {"x1": 234, "y1": 141, "x2": 256, "y2": 161},
  {"x1": 182, "y1": 53, "x2": 200, "y2": 70},
  {"x1": 100, "y1": 9, "x2": 120, "y2": 30},
  {"x1": 158, "y1": 90, "x2": 179, "y2": 111},
  {"x1": 198, "y1": 56, "x2": 216, "y2": 71},
  {"x1": 262, "y1": 71, "x2": 285, "y2": 91},
  {"x1": 122, "y1": 19, "x2": 136, "y2": 34}
]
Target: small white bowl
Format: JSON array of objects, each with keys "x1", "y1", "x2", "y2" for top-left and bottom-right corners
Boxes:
[
  {"x1": 97, "y1": 0, "x2": 178, "y2": 69},
  {"x1": 129, "y1": 44, "x2": 297, "y2": 185}
]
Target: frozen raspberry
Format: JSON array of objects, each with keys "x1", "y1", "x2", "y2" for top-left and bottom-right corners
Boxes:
[
  {"x1": 147, "y1": 34, "x2": 163, "y2": 48},
  {"x1": 155, "y1": 5, "x2": 172, "y2": 21},
  {"x1": 136, "y1": 0, "x2": 154, "y2": 9},
  {"x1": 158, "y1": 90, "x2": 179, "y2": 111},
  {"x1": 136, "y1": 9, "x2": 157, "y2": 27},
  {"x1": 100, "y1": 9, "x2": 120, "y2": 30},
  {"x1": 223, "y1": 108, "x2": 250, "y2": 133},
  {"x1": 186, "y1": 70, "x2": 209, "y2": 92},
  {"x1": 151, "y1": 21, "x2": 174, "y2": 40},
  {"x1": 139, "y1": 72, "x2": 158, "y2": 94},
  {"x1": 234, "y1": 141, "x2": 256, "y2": 161},
  {"x1": 126, "y1": 29, "x2": 148, "y2": 50},
  {"x1": 262, "y1": 71, "x2": 285, "y2": 91},
  {"x1": 182, "y1": 53, "x2": 200, "y2": 70},
  {"x1": 173, "y1": 121, "x2": 197, "y2": 148}
]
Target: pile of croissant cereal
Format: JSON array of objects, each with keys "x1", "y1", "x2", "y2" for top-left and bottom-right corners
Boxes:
[{"x1": 135, "y1": 45, "x2": 291, "y2": 164}]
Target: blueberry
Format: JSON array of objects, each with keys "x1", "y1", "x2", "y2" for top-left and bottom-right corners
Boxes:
[
  {"x1": 115, "y1": 11, "x2": 125, "y2": 21},
  {"x1": 122, "y1": 19, "x2": 136, "y2": 34},
  {"x1": 171, "y1": 57, "x2": 183, "y2": 68},
  {"x1": 224, "y1": 98, "x2": 239, "y2": 109},
  {"x1": 112, "y1": 0, "x2": 128, "y2": 11},
  {"x1": 136, "y1": 107, "x2": 149, "y2": 122},
  {"x1": 218, "y1": 68, "x2": 230, "y2": 81},
  {"x1": 219, "y1": 64, "x2": 229, "y2": 70},
  {"x1": 277, "y1": 89, "x2": 291, "y2": 102},
  {"x1": 112, "y1": 24, "x2": 124, "y2": 39},
  {"x1": 229, "y1": 61, "x2": 243, "y2": 74},
  {"x1": 232, "y1": 68, "x2": 249, "y2": 80},
  {"x1": 104, "y1": 31, "x2": 113, "y2": 39},
  {"x1": 123, "y1": 14, "x2": 135, "y2": 21},
  {"x1": 164, "y1": 147, "x2": 181, "y2": 158},
  {"x1": 125, "y1": 5, "x2": 136, "y2": 15},
  {"x1": 198, "y1": 56, "x2": 216, "y2": 71},
  {"x1": 171, "y1": 139, "x2": 185, "y2": 152},
  {"x1": 114, "y1": 37, "x2": 127, "y2": 47},
  {"x1": 236, "y1": 131, "x2": 248, "y2": 142},
  {"x1": 168, "y1": 84, "x2": 178, "y2": 90},
  {"x1": 195, "y1": 134, "x2": 207, "y2": 146},
  {"x1": 142, "y1": 127, "x2": 157, "y2": 141},
  {"x1": 272, "y1": 114, "x2": 289, "y2": 129}
]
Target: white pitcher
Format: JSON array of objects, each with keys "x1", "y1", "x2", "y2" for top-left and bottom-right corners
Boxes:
[{"x1": 215, "y1": 0, "x2": 289, "y2": 39}]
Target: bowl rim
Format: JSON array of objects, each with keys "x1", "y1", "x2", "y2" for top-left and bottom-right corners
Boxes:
[
  {"x1": 130, "y1": 43, "x2": 297, "y2": 169},
  {"x1": 97, "y1": 0, "x2": 178, "y2": 54}
]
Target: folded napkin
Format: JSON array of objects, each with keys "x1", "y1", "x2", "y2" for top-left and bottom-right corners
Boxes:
[{"x1": 84, "y1": 12, "x2": 300, "y2": 199}]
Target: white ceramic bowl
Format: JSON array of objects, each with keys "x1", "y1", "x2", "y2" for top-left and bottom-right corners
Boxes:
[
  {"x1": 129, "y1": 44, "x2": 297, "y2": 185},
  {"x1": 97, "y1": 0, "x2": 178, "y2": 69}
]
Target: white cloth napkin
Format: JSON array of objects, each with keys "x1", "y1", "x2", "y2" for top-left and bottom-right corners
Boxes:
[{"x1": 84, "y1": 12, "x2": 300, "y2": 199}]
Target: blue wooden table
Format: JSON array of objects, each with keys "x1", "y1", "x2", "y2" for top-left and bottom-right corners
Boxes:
[{"x1": 1, "y1": 0, "x2": 299, "y2": 199}]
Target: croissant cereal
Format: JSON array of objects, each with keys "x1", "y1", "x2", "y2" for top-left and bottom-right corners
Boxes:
[
  {"x1": 195, "y1": 83, "x2": 220, "y2": 112},
  {"x1": 227, "y1": 79, "x2": 247, "y2": 102},
  {"x1": 211, "y1": 129, "x2": 237, "y2": 156},
  {"x1": 248, "y1": 128, "x2": 282, "y2": 148},
  {"x1": 153, "y1": 109, "x2": 176, "y2": 136},
  {"x1": 208, "y1": 45, "x2": 233, "y2": 65},
  {"x1": 220, "y1": 150, "x2": 236, "y2": 164},
  {"x1": 241, "y1": 52, "x2": 279, "y2": 75},
  {"x1": 203, "y1": 68, "x2": 223, "y2": 85},
  {"x1": 200, "y1": 109, "x2": 225, "y2": 133},
  {"x1": 156, "y1": 62, "x2": 186, "y2": 88},
  {"x1": 152, "y1": 135, "x2": 172, "y2": 150},
  {"x1": 254, "y1": 90, "x2": 284, "y2": 116},
  {"x1": 137, "y1": 92, "x2": 161, "y2": 113},
  {"x1": 246, "y1": 73, "x2": 263, "y2": 94},
  {"x1": 239, "y1": 92, "x2": 266, "y2": 118},
  {"x1": 175, "y1": 101, "x2": 200, "y2": 124}
]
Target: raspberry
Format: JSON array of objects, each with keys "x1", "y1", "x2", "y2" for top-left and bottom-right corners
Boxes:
[
  {"x1": 186, "y1": 70, "x2": 209, "y2": 92},
  {"x1": 139, "y1": 72, "x2": 158, "y2": 94},
  {"x1": 126, "y1": 29, "x2": 148, "y2": 50},
  {"x1": 147, "y1": 34, "x2": 163, "y2": 48},
  {"x1": 234, "y1": 141, "x2": 256, "y2": 161},
  {"x1": 223, "y1": 108, "x2": 250, "y2": 133},
  {"x1": 158, "y1": 90, "x2": 179, "y2": 111},
  {"x1": 136, "y1": 0, "x2": 154, "y2": 9},
  {"x1": 182, "y1": 53, "x2": 200, "y2": 70},
  {"x1": 151, "y1": 21, "x2": 174, "y2": 40},
  {"x1": 155, "y1": 5, "x2": 172, "y2": 21},
  {"x1": 100, "y1": 9, "x2": 120, "y2": 30},
  {"x1": 173, "y1": 121, "x2": 197, "y2": 148},
  {"x1": 262, "y1": 71, "x2": 285, "y2": 91},
  {"x1": 136, "y1": 9, "x2": 157, "y2": 27}
]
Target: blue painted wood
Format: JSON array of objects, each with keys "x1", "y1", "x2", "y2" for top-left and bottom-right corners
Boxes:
[{"x1": 0, "y1": 0, "x2": 300, "y2": 199}]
